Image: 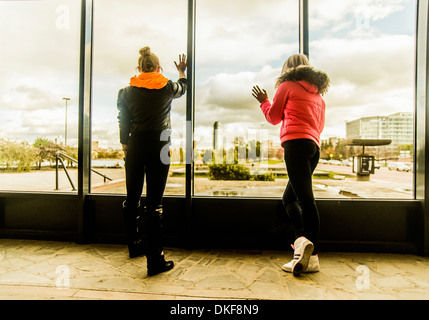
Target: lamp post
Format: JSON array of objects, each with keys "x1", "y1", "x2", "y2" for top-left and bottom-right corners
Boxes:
[{"x1": 63, "y1": 97, "x2": 71, "y2": 146}]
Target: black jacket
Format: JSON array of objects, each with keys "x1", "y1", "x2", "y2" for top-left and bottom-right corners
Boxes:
[{"x1": 117, "y1": 78, "x2": 187, "y2": 145}]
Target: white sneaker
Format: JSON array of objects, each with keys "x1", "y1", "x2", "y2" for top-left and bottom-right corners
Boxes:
[
  {"x1": 282, "y1": 255, "x2": 320, "y2": 273},
  {"x1": 290, "y1": 237, "x2": 314, "y2": 276}
]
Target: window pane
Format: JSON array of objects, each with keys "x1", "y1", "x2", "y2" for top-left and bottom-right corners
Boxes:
[
  {"x1": 310, "y1": 0, "x2": 416, "y2": 199},
  {"x1": 0, "y1": 0, "x2": 81, "y2": 192},
  {"x1": 194, "y1": 0, "x2": 299, "y2": 197},
  {"x1": 91, "y1": 0, "x2": 187, "y2": 195}
]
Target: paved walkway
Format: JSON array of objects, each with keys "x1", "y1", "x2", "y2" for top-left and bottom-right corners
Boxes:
[
  {"x1": 0, "y1": 167, "x2": 413, "y2": 199},
  {"x1": 0, "y1": 239, "x2": 429, "y2": 300}
]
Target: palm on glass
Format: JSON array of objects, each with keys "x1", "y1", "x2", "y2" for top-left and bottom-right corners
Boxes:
[
  {"x1": 252, "y1": 85, "x2": 268, "y2": 103},
  {"x1": 174, "y1": 54, "x2": 187, "y2": 78}
]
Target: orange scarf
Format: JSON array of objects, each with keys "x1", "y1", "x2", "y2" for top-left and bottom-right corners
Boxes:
[{"x1": 129, "y1": 72, "x2": 169, "y2": 89}]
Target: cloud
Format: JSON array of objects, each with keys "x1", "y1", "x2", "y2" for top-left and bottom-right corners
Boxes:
[
  {"x1": 0, "y1": 0, "x2": 80, "y2": 142},
  {"x1": 193, "y1": 66, "x2": 286, "y2": 149},
  {"x1": 312, "y1": 35, "x2": 414, "y2": 87},
  {"x1": 0, "y1": 107, "x2": 78, "y2": 144},
  {"x1": 0, "y1": 85, "x2": 68, "y2": 111},
  {"x1": 195, "y1": 66, "x2": 278, "y2": 127},
  {"x1": 89, "y1": 0, "x2": 298, "y2": 148},
  {"x1": 311, "y1": 33, "x2": 414, "y2": 137},
  {"x1": 195, "y1": 0, "x2": 298, "y2": 73},
  {"x1": 92, "y1": 0, "x2": 187, "y2": 79},
  {"x1": 309, "y1": 0, "x2": 409, "y2": 33},
  {"x1": 0, "y1": 0, "x2": 417, "y2": 149}
]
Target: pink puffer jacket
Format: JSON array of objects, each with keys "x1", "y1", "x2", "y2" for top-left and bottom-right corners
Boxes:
[{"x1": 260, "y1": 66, "x2": 330, "y2": 149}]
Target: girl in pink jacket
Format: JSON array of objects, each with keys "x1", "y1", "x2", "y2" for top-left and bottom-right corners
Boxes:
[{"x1": 252, "y1": 54, "x2": 330, "y2": 276}]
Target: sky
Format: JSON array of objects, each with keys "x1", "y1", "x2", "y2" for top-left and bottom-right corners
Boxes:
[{"x1": 0, "y1": 0, "x2": 417, "y2": 150}]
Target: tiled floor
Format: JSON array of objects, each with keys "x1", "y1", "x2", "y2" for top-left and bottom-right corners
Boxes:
[{"x1": 1, "y1": 239, "x2": 429, "y2": 300}]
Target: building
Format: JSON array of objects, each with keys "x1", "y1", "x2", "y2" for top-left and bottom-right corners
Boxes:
[{"x1": 346, "y1": 112, "x2": 414, "y2": 150}]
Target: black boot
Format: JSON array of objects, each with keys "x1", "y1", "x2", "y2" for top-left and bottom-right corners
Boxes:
[
  {"x1": 144, "y1": 205, "x2": 174, "y2": 276},
  {"x1": 123, "y1": 201, "x2": 145, "y2": 258}
]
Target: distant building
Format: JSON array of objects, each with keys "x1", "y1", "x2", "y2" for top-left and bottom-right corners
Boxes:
[
  {"x1": 346, "y1": 112, "x2": 414, "y2": 150},
  {"x1": 213, "y1": 121, "x2": 223, "y2": 151}
]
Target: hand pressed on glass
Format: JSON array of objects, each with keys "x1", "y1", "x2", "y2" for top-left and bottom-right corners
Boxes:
[
  {"x1": 174, "y1": 54, "x2": 187, "y2": 78},
  {"x1": 252, "y1": 85, "x2": 268, "y2": 103}
]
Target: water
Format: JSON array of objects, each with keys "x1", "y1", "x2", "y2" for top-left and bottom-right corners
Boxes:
[{"x1": 91, "y1": 159, "x2": 124, "y2": 168}]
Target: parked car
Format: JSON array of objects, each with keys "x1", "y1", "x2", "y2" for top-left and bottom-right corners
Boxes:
[
  {"x1": 388, "y1": 162, "x2": 411, "y2": 172},
  {"x1": 329, "y1": 160, "x2": 342, "y2": 166},
  {"x1": 342, "y1": 159, "x2": 352, "y2": 166},
  {"x1": 397, "y1": 163, "x2": 412, "y2": 172}
]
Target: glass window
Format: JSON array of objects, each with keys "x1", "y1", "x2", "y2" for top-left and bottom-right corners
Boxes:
[
  {"x1": 310, "y1": 0, "x2": 416, "y2": 199},
  {"x1": 0, "y1": 0, "x2": 81, "y2": 192},
  {"x1": 91, "y1": 0, "x2": 187, "y2": 195},
  {"x1": 194, "y1": 0, "x2": 299, "y2": 198}
]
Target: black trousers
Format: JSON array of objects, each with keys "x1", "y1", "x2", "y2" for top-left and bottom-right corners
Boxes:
[
  {"x1": 282, "y1": 139, "x2": 320, "y2": 254},
  {"x1": 125, "y1": 131, "x2": 170, "y2": 210}
]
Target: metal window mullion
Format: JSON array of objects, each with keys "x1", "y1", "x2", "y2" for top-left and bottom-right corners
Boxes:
[
  {"x1": 77, "y1": 0, "x2": 93, "y2": 241},
  {"x1": 186, "y1": 0, "x2": 196, "y2": 198},
  {"x1": 185, "y1": 0, "x2": 196, "y2": 230},
  {"x1": 299, "y1": 0, "x2": 309, "y2": 57},
  {"x1": 415, "y1": 0, "x2": 429, "y2": 255},
  {"x1": 415, "y1": 0, "x2": 429, "y2": 200}
]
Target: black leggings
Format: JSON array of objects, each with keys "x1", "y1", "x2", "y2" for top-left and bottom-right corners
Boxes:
[
  {"x1": 125, "y1": 131, "x2": 170, "y2": 211},
  {"x1": 282, "y1": 139, "x2": 320, "y2": 254}
]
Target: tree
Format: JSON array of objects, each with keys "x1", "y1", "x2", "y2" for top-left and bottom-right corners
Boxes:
[
  {"x1": 63, "y1": 145, "x2": 78, "y2": 167},
  {"x1": 320, "y1": 140, "x2": 334, "y2": 159},
  {"x1": 0, "y1": 139, "x2": 13, "y2": 169},
  {"x1": 0, "y1": 139, "x2": 37, "y2": 172},
  {"x1": 33, "y1": 137, "x2": 63, "y2": 169},
  {"x1": 334, "y1": 143, "x2": 348, "y2": 160}
]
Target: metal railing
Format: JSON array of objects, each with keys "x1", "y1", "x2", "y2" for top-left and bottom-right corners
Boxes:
[{"x1": 55, "y1": 152, "x2": 112, "y2": 191}]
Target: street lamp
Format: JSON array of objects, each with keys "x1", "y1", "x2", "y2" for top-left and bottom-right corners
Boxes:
[{"x1": 62, "y1": 97, "x2": 71, "y2": 146}]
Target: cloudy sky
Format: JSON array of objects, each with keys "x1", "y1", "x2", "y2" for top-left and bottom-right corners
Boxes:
[{"x1": 0, "y1": 0, "x2": 417, "y2": 150}]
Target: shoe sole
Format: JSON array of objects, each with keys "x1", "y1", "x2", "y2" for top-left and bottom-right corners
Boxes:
[
  {"x1": 281, "y1": 265, "x2": 292, "y2": 273},
  {"x1": 292, "y1": 242, "x2": 314, "y2": 276},
  {"x1": 282, "y1": 263, "x2": 319, "y2": 274}
]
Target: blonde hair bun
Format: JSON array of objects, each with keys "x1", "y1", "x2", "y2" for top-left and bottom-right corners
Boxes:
[
  {"x1": 139, "y1": 46, "x2": 151, "y2": 57},
  {"x1": 137, "y1": 46, "x2": 161, "y2": 73}
]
